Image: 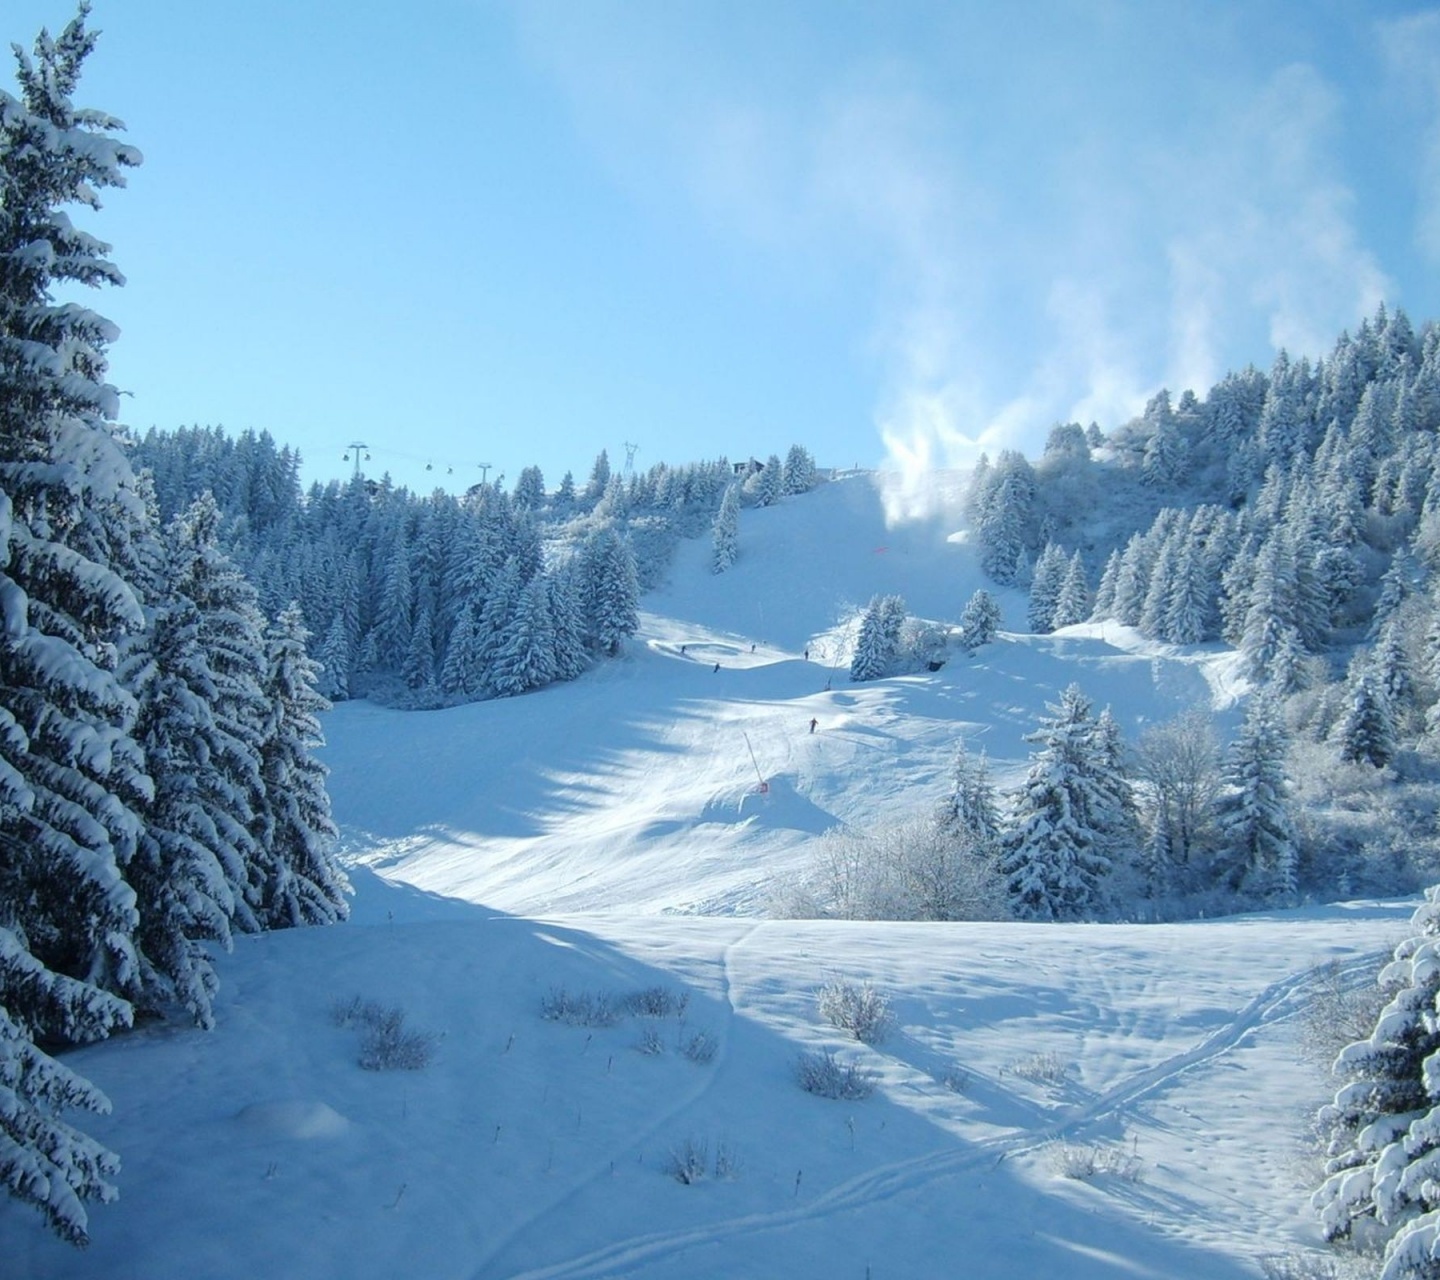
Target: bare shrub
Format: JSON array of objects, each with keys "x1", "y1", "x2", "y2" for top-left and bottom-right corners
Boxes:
[
  {"x1": 1007, "y1": 1049, "x2": 1070, "y2": 1086},
  {"x1": 679, "y1": 1028, "x2": 718, "y2": 1064},
  {"x1": 355, "y1": 1005, "x2": 437, "y2": 1071},
  {"x1": 817, "y1": 976, "x2": 894, "y2": 1045},
  {"x1": 937, "y1": 1063, "x2": 970, "y2": 1093},
  {"x1": 540, "y1": 986, "x2": 620, "y2": 1027},
  {"x1": 635, "y1": 1025, "x2": 665, "y2": 1056},
  {"x1": 665, "y1": 1137, "x2": 709, "y2": 1185},
  {"x1": 1300, "y1": 961, "x2": 1396, "y2": 1067},
  {"x1": 330, "y1": 994, "x2": 384, "y2": 1028},
  {"x1": 623, "y1": 987, "x2": 690, "y2": 1019},
  {"x1": 1257, "y1": 1251, "x2": 1371, "y2": 1280},
  {"x1": 795, "y1": 1048, "x2": 877, "y2": 1100},
  {"x1": 663, "y1": 1137, "x2": 741, "y2": 1184},
  {"x1": 1048, "y1": 1138, "x2": 1141, "y2": 1181}
]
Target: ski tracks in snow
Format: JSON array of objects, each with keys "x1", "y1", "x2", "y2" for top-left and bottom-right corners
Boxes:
[
  {"x1": 479, "y1": 949, "x2": 1388, "y2": 1280},
  {"x1": 467, "y1": 923, "x2": 767, "y2": 1280}
]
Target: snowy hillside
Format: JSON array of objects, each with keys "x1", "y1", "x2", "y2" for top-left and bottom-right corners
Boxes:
[
  {"x1": 330, "y1": 472, "x2": 1242, "y2": 915},
  {"x1": 1, "y1": 471, "x2": 1403, "y2": 1278}
]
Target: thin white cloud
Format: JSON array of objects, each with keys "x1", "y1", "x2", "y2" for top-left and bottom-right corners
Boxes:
[{"x1": 1377, "y1": 10, "x2": 1440, "y2": 265}]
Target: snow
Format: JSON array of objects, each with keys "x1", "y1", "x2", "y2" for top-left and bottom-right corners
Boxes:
[{"x1": 0, "y1": 472, "x2": 1412, "y2": 1276}]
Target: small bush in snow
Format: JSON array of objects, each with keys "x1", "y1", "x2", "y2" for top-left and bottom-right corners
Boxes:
[
  {"x1": 635, "y1": 1025, "x2": 665, "y2": 1056},
  {"x1": 540, "y1": 986, "x2": 620, "y2": 1027},
  {"x1": 1256, "y1": 1252, "x2": 1362, "y2": 1280},
  {"x1": 665, "y1": 1137, "x2": 709, "y2": 1184},
  {"x1": 1007, "y1": 1049, "x2": 1070, "y2": 1086},
  {"x1": 623, "y1": 986, "x2": 690, "y2": 1019},
  {"x1": 679, "y1": 1028, "x2": 718, "y2": 1064},
  {"x1": 1299, "y1": 960, "x2": 1397, "y2": 1066},
  {"x1": 1047, "y1": 1139, "x2": 1141, "y2": 1182},
  {"x1": 663, "y1": 1137, "x2": 741, "y2": 1184},
  {"x1": 937, "y1": 1063, "x2": 970, "y2": 1094},
  {"x1": 331, "y1": 994, "x2": 384, "y2": 1029},
  {"x1": 357, "y1": 1006, "x2": 438, "y2": 1071},
  {"x1": 795, "y1": 1048, "x2": 877, "y2": 1100},
  {"x1": 332, "y1": 995, "x2": 437, "y2": 1070},
  {"x1": 817, "y1": 976, "x2": 894, "y2": 1045}
]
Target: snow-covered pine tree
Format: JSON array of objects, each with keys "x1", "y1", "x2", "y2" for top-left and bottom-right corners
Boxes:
[
  {"x1": 712, "y1": 482, "x2": 739, "y2": 573},
  {"x1": 584, "y1": 449, "x2": 611, "y2": 504},
  {"x1": 0, "y1": 8, "x2": 145, "y2": 1241},
  {"x1": 849, "y1": 595, "x2": 896, "y2": 682},
  {"x1": 581, "y1": 527, "x2": 639, "y2": 657},
  {"x1": 121, "y1": 588, "x2": 238, "y2": 1029},
  {"x1": 1314, "y1": 888, "x2": 1440, "y2": 1273},
  {"x1": 958, "y1": 587, "x2": 1001, "y2": 649},
  {"x1": 490, "y1": 574, "x2": 557, "y2": 696},
  {"x1": 1027, "y1": 541, "x2": 1067, "y2": 633},
  {"x1": 546, "y1": 561, "x2": 589, "y2": 681},
  {"x1": 165, "y1": 494, "x2": 270, "y2": 933},
  {"x1": 936, "y1": 741, "x2": 1000, "y2": 845},
  {"x1": 781, "y1": 443, "x2": 817, "y2": 495},
  {"x1": 1051, "y1": 550, "x2": 1090, "y2": 629},
  {"x1": 754, "y1": 454, "x2": 783, "y2": 506},
  {"x1": 999, "y1": 684, "x2": 1117, "y2": 921},
  {"x1": 315, "y1": 611, "x2": 351, "y2": 701},
  {"x1": 1337, "y1": 663, "x2": 1398, "y2": 769},
  {"x1": 255, "y1": 604, "x2": 349, "y2": 928},
  {"x1": 976, "y1": 451, "x2": 1033, "y2": 586},
  {"x1": 1215, "y1": 694, "x2": 1297, "y2": 900}
]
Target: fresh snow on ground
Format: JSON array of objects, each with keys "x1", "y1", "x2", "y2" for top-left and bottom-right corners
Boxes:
[{"x1": 1, "y1": 472, "x2": 1406, "y2": 1277}]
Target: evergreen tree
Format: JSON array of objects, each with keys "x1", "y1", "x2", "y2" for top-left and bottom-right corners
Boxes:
[
  {"x1": 315, "y1": 611, "x2": 351, "y2": 701},
  {"x1": 584, "y1": 449, "x2": 611, "y2": 504},
  {"x1": 512, "y1": 464, "x2": 546, "y2": 510},
  {"x1": 958, "y1": 588, "x2": 1001, "y2": 649},
  {"x1": 491, "y1": 574, "x2": 557, "y2": 696},
  {"x1": 0, "y1": 8, "x2": 142, "y2": 1242},
  {"x1": 850, "y1": 594, "x2": 904, "y2": 682},
  {"x1": 781, "y1": 443, "x2": 817, "y2": 495},
  {"x1": 1027, "y1": 541, "x2": 1067, "y2": 632},
  {"x1": 755, "y1": 454, "x2": 783, "y2": 506},
  {"x1": 581, "y1": 527, "x2": 639, "y2": 657},
  {"x1": 1000, "y1": 684, "x2": 1116, "y2": 921},
  {"x1": 546, "y1": 563, "x2": 589, "y2": 682},
  {"x1": 255, "y1": 604, "x2": 349, "y2": 928},
  {"x1": 712, "y1": 482, "x2": 739, "y2": 573},
  {"x1": 1051, "y1": 550, "x2": 1090, "y2": 629},
  {"x1": 936, "y1": 741, "x2": 1000, "y2": 844},
  {"x1": 166, "y1": 495, "x2": 269, "y2": 933},
  {"x1": 1337, "y1": 664, "x2": 1397, "y2": 769},
  {"x1": 976, "y1": 451, "x2": 1033, "y2": 585},
  {"x1": 1315, "y1": 889, "x2": 1440, "y2": 1271},
  {"x1": 1215, "y1": 695, "x2": 1297, "y2": 899},
  {"x1": 121, "y1": 589, "x2": 237, "y2": 1029}
]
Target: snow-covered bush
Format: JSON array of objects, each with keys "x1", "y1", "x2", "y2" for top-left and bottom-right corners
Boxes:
[
  {"x1": 635, "y1": 1025, "x2": 665, "y2": 1056},
  {"x1": 817, "y1": 976, "x2": 894, "y2": 1045},
  {"x1": 679, "y1": 1028, "x2": 718, "y2": 1064},
  {"x1": 540, "y1": 987, "x2": 621, "y2": 1027},
  {"x1": 623, "y1": 986, "x2": 690, "y2": 1019},
  {"x1": 1007, "y1": 1049, "x2": 1070, "y2": 1086},
  {"x1": 663, "y1": 1136, "x2": 740, "y2": 1183},
  {"x1": 333, "y1": 998, "x2": 437, "y2": 1071},
  {"x1": 781, "y1": 816, "x2": 1006, "y2": 923},
  {"x1": 665, "y1": 1137, "x2": 709, "y2": 1184},
  {"x1": 1256, "y1": 1252, "x2": 1360, "y2": 1280},
  {"x1": 1047, "y1": 1138, "x2": 1142, "y2": 1181},
  {"x1": 795, "y1": 1049, "x2": 877, "y2": 1100}
]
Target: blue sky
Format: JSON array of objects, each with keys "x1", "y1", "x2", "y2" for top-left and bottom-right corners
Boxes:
[{"x1": 11, "y1": 2, "x2": 1440, "y2": 496}]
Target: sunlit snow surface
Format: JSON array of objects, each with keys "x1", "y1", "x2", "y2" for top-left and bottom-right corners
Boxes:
[{"x1": 1, "y1": 474, "x2": 1408, "y2": 1278}]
